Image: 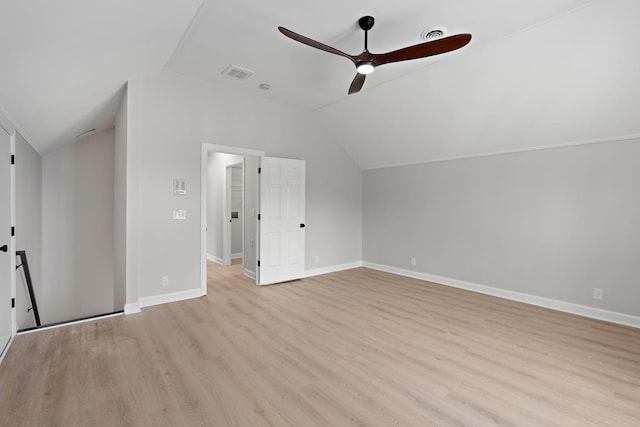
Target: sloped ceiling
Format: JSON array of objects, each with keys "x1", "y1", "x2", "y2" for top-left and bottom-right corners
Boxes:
[
  {"x1": 0, "y1": 0, "x2": 638, "y2": 169},
  {"x1": 0, "y1": 0, "x2": 204, "y2": 153}
]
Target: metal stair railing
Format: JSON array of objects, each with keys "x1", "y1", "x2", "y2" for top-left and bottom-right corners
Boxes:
[{"x1": 16, "y1": 250, "x2": 41, "y2": 328}]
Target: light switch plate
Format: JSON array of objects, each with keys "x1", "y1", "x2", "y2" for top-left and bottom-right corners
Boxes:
[{"x1": 173, "y1": 179, "x2": 187, "y2": 195}]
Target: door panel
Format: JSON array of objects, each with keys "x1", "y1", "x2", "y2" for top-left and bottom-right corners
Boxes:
[
  {"x1": 287, "y1": 231, "x2": 300, "y2": 264},
  {"x1": 267, "y1": 183, "x2": 280, "y2": 217},
  {"x1": 266, "y1": 232, "x2": 280, "y2": 266},
  {"x1": 0, "y1": 125, "x2": 12, "y2": 354},
  {"x1": 258, "y1": 157, "x2": 305, "y2": 285}
]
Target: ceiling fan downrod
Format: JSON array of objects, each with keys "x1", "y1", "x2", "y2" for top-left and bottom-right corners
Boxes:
[
  {"x1": 358, "y1": 16, "x2": 375, "y2": 52},
  {"x1": 356, "y1": 16, "x2": 376, "y2": 75}
]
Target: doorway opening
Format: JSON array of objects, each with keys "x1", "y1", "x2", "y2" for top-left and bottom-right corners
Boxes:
[
  {"x1": 200, "y1": 144, "x2": 308, "y2": 293},
  {"x1": 224, "y1": 162, "x2": 243, "y2": 266},
  {"x1": 200, "y1": 144, "x2": 264, "y2": 295}
]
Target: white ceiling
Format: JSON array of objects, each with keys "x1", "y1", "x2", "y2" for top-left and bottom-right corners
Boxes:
[{"x1": 1, "y1": 0, "x2": 638, "y2": 168}]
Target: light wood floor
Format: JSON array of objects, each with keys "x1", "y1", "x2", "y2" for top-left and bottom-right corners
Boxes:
[{"x1": 1, "y1": 263, "x2": 639, "y2": 426}]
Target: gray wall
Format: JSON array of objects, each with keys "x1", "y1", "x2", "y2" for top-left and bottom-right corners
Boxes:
[
  {"x1": 15, "y1": 132, "x2": 42, "y2": 330},
  {"x1": 41, "y1": 130, "x2": 115, "y2": 323},
  {"x1": 363, "y1": 139, "x2": 640, "y2": 317},
  {"x1": 126, "y1": 72, "x2": 362, "y2": 301}
]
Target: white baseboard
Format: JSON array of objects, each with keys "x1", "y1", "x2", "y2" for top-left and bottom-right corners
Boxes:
[
  {"x1": 232, "y1": 253, "x2": 242, "y2": 259},
  {"x1": 124, "y1": 303, "x2": 141, "y2": 315},
  {"x1": 244, "y1": 268, "x2": 256, "y2": 280},
  {"x1": 305, "y1": 261, "x2": 363, "y2": 278},
  {"x1": 207, "y1": 254, "x2": 223, "y2": 264},
  {"x1": 138, "y1": 288, "x2": 202, "y2": 309},
  {"x1": 363, "y1": 262, "x2": 640, "y2": 329}
]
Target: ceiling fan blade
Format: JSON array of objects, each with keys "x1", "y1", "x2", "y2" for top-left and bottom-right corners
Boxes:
[
  {"x1": 372, "y1": 33, "x2": 472, "y2": 66},
  {"x1": 348, "y1": 73, "x2": 366, "y2": 94},
  {"x1": 278, "y1": 27, "x2": 356, "y2": 64}
]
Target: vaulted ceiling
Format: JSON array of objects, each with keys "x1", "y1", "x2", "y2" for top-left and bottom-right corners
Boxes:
[{"x1": 1, "y1": 0, "x2": 638, "y2": 169}]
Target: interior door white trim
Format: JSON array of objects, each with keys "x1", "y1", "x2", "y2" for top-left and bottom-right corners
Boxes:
[
  {"x1": 10, "y1": 130, "x2": 15, "y2": 338},
  {"x1": 0, "y1": 116, "x2": 17, "y2": 359},
  {"x1": 200, "y1": 144, "x2": 264, "y2": 296}
]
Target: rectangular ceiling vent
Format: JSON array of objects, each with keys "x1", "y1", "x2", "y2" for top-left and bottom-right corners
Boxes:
[{"x1": 221, "y1": 64, "x2": 255, "y2": 80}]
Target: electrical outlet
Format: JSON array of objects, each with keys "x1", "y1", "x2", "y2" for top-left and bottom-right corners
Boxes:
[
  {"x1": 172, "y1": 209, "x2": 187, "y2": 220},
  {"x1": 161, "y1": 276, "x2": 169, "y2": 287},
  {"x1": 593, "y1": 288, "x2": 603, "y2": 300},
  {"x1": 410, "y1": 257, "x2": 417, "y2": 266}
]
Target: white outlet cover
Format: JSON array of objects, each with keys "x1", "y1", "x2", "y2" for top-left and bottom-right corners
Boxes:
[
  {"x1": 593, "y1": 288, "x2": 603, "y2": 300},
  {"x1": 172, "y1": 209, "x2": 187, "y2": 220}
]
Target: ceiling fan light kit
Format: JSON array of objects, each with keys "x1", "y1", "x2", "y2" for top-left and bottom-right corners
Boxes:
[
  {"x1": 278, "y1": 15, "x2": 471, "y2": 94},
  {"x1": 356, "y1": 61, "x2": 375, "y2": 74}
]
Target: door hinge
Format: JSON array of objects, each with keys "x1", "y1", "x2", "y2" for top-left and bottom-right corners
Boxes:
[
  {"x1": 257, "y1": 260, "x2": 260, "y2": 267},
  {"x1": 257, "y1": 214, "x2": 261, "y2": 220},
  {"x1": 11, "y1": 298, "x2": 15, "y2": 308},
  {"x1": 10, "y1": 155, "x2": 15, "y2": 165},
  {"x1": 11, "y1": 226, "x2": 15, "y2": 237},
  {"x1": 258, "y1": 167, "x2": 261, "y2": 174}
]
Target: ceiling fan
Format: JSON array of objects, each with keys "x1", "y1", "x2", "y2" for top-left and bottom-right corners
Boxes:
[{"x1": 278, "y1": 16, "x2": 472, "y2": 94}]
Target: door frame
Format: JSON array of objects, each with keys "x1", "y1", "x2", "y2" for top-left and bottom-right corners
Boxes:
[
  {"x1": 200, "y1": 144, "x2": 264, "y2": 296},
  {"x1": 0, "y1": 111, "x2": 16, "y2": 361}
]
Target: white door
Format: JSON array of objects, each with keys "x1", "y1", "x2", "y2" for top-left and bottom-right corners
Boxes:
[
  {"x1": 0, "y1": 125, "x2": 12, "y2": 353},
  {"x1": 258, "y1": 157, "x2": 305, "y2": 285}
]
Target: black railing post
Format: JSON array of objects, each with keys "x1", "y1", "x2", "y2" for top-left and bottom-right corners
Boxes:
[{"x1": 16, "y1": 250, "x2": 41, "y2": 328}]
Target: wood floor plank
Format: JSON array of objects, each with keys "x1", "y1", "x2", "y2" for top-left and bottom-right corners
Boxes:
[{"x1": 1, "y1": 263, "x2": 639, "y2": 426}]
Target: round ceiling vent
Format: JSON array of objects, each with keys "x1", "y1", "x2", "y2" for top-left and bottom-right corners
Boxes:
[
  {"x1": 421, "y1": 27, "x2": 447, "y2": 41},
  {"x1": 75, "y1": 129, "x2": 97, "y2": 140}
]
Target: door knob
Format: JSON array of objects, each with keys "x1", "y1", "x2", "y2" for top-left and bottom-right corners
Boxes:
[{"x1": 0, "y1": 244, "x2": 7, "y2": 253}]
